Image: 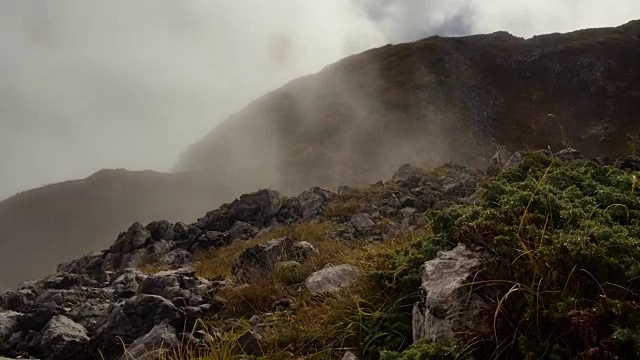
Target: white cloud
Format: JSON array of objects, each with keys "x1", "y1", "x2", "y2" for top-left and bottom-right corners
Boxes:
[{"x1": 0, "y1": 0, "x2": 639, "y2": 200}]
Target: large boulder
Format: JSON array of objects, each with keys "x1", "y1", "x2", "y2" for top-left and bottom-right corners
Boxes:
[
  {"x1": 119, "y1": 321, "x2": 179, "y2": 360},
  {"x1": 412, "y1": 244, "x2": 490, "y2": 342},
  {"x1": 27, "y1": 315, "x2": 89, "y2": 360},
  {"x1": 89, "y1": 295, "x2": 180, "y2": 359},
  {"x1": 392, "y1": 164, "x2": 430, "y2": 188},
  {"x1": 305, "y1": 265, "x2": 360, "y2": 294},
  {"x1": 0, "y1": 311, "x2": 21, "y2": 352},
  {"x1": 199, "y1": 189, "x2": 283, "y2": 231},
  {"x1": 296, "y1": 187, "x2": 334, "y2": 220},
  {"x1": 232, "y1": 237, "x2": 319, "y2": 283}
]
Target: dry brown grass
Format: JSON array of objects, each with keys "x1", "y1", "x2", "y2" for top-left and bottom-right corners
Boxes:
[
  {"x1": 322, "y1": 200, "x2": 363, "y2": 219},
  {"x1": 194, "y1": 222, "x2": 335, "y2": 279},
  {"x1": 184, "y1": 220, "x2": 427, "y2": 359}
]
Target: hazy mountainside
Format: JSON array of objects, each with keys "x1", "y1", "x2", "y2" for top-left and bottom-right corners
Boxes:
[
  {"x1": 177, "y1": 19, "x2": 640, "y2": 193},
  {"x1": 0, "y1": 169, "x2": 222, "y2": 289},
  {"x1": 1, "y1": 20, "x2": 639, "y2": 289}
]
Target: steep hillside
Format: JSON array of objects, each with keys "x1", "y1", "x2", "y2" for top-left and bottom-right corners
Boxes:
[
  {"x1": 178, "y1": 20, "x2": 640, "y2": 193},
  {"x1": 2, "y1": 149, "x2": 640, "y2": 359},
  {"x1": 1, "y1": 20, "x2": 639, "y2": 289},
  {"x1": 0, "y1": 169, "x2": 225, "y2": 289}
]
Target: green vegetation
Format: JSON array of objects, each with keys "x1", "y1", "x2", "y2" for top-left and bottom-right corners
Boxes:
[
  {"x1": 379, "y1": 153, "x2": 640, "y2": 359},
  {"x1": 166, "y1": 153, "x2": 640, "y2": 359}
]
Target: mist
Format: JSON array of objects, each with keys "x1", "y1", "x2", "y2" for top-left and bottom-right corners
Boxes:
[{"x1": 2, "y1": 0, "x2": 640, "y2": 201}]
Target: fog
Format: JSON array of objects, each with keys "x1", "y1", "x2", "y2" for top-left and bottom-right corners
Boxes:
[{"x1": 1, "y1": 0, "x2": 640, "y2": 200}]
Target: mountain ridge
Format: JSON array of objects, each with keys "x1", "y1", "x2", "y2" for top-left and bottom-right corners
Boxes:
[{"x1": 1, "y1": 20, "x2": 639, "y2": 289}]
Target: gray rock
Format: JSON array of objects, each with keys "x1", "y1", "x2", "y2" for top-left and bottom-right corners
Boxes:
[
  {"x1": 145, "y1": 221, "x2": 175, "y2": 242},
  {"x1": 400, "y1": 207, "x2": 417, "y2": 218},
  {"x1": 554, "y1": 148, "x2": 583, "y2": 161},
  {"x1": 110, "y1": 222, "x2": 152, "y2": 254},
  {"x1": 412, "y1": 244, "x2": 490, "y2": 342},
  {"x1": 232, "y1": 237, "x2": 318, "y2": 283},
  {"x1": 297, "y1": 187, "x2": 334, "y2": 219},
  {"x1": 0, "y1": 311, "x2": 22, "y2": 350},
  {"x1": 342, "y1": 351, "x2": 359, "y2": 360},
  {"x1": 392, "y1": 164, "x2": 429, "y2": 188},
  {"x1": 89, "y1": 295, "x2": 180, "y2": 359},
  {"x1": 305, "y1": 265, "x2": 360, "y2": 294},
  {"x1": 111, "y1": 269, "x2": 147, "y2": 299},
  {"x1": 120, "y1": 321, "x2": 179, "y2": 360},
  {"x1": 502, "y1": 151, "x2": 525, "y2": 171},
  {"x1": 228, "y1": 221, "x2": 259, "y2": 241},
  {"x1": 158, "y1": 249, "x2": 194, "y2": 269},
  {"x1": 237, "y1": 329, "x2": 262, "y2": 355},
  {"x1": 28, "y1": 315, "x2": 89, "y2": 360},
  {"x1": 349, "y1": 213, "x2": 375, "y2": 232},
  {"x1": 200, "y1": 189, "x2": 283, "y2": 231},
  {"x1": 56, "y1": 252, "x2": 106, "y2": 280}
]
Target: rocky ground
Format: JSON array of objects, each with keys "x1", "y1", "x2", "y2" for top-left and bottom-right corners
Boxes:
[{"x1": 1, "y1": 148, "x2": 639, "y2": 359}]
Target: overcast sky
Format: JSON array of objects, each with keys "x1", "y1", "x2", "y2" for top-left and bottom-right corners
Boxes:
[{"x1": 1, "y1": 0, "x2": 639, "y2": 200}]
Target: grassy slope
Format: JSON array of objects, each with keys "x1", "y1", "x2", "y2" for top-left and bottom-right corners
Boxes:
[{"x1": 156, "y1": 153, "x2": 640, "y2": 360}]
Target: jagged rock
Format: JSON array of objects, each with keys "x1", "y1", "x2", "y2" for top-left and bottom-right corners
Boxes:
[
  {"x1": 157, "y1": 249, "x2": 193, "y2": 269},
  {"x1": 0, "y1": 291, "x2": 34, "y2": 313},
  {"x1": 27, "y1": 315, "x2": 89, "y2": 360},
  {"x1": 400, "y1": 207, "x2": 417, "y2": 218},
  {"x1": 272, "y1": 298, "x2": 294, "y2": 312},
  {"x1": 393, "y1": 164, "x2": 429, "y2": 188},
  {"x1": 110, "y1": 269, "x2": 146, "y2": 299},
  {"x1": 89, "y1": 295, "x2": 180, "y2": 359},
  {"x1": 232, "y1": 237, "x2": 318, "y2": 283},
  {"x1": 305, "y1": 265, "x2": 359, "y2": 294},
  {"x1": 237, "y1": 329, "x2": 262, "y2": 355},
  {"x1": 296, "y1": 187, "x2": 334, "y2": 219},
  {"x1": 110, "y1": 223, "x2": 152, "y2": 254},
  {"x1": 17, "y1": 304, "x2": 66, "y2": 334},
  {"x1": 349, "y1": 213, "x2": 375, "y2": 232},
  {"x1": 614, "y1": 155, "x2": 640, "y2": 171},
  {"x1": 227, "y1": 221, "x2": 259, "y2": 241},
  {"x1": 119, "y1": 321, "x2": 179, "y2": 360},
  {"x1": 56, "y1": 252, "x2": 106, "y2": 281},
  {"x1": 145, "y1": 221, "x2": 175, "y2": 242},
  {"x1": 412, "y1": 244, "x2": 490, "y2": 342},
  {"x1": 0, "y1": 311, "x2": 22, "y2": 351},
  {"x1": 137, "y1": 268, "x2": 207, "y2": 304},
  {"x1": 199, "y1": 189, "x2": 282, "y2": 231},
  {"x1": 486, "y1": 146, "x2": 512, "y2": 176},
  {"x1": 554, "y1": 148, "x2": 583, "y2": 161}
]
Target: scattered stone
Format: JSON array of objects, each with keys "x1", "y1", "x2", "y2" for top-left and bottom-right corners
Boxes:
[
  {"x1": 119, "y1": 321, "x2": 179, "y2": 360},
  {"x1": 349, "y1": 213, "x2": 375, "y2": 232},
  {"x1": 237, "y1": 329, "x2": 262, "y2": 355},
  {"x1": 28, "y1": 315, "x2": 89, "y2": 360},
  {"x1": 392, "y1": 164, "x2": 429, "y2": 188},
  {"x1": 232, "y1": 237, "x2": 318, "y2": 283},
  {"x1": 554, "y1": 148, "x2": 583, "y2": 161},
  {"x1": 412, "y1": 244, "x2": 490, "y2": 342},
  {"x1": 89, "y1": 295, "x2": 180, "y2": 359},
  {"x1": 342, "y1": 351, "x2": 359, "y2": 360},
  {"x1": 305, "y1": 265, "x2": 360, "y2": 294}
]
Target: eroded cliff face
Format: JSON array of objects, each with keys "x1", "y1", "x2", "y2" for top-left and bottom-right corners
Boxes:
[{"x1": 177, "y1": 20, "x2": 640, "y2": 194}]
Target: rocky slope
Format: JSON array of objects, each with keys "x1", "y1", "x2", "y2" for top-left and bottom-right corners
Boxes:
[
  {"x1": 0, "y1": 155, "x2": 487, "y2": 359},
  {"x1": 1, "y1": 20, "x2": 639, "y2": 290},
  {"x1": 2, "y1": 149, "x2": 639, "y2": 359}
]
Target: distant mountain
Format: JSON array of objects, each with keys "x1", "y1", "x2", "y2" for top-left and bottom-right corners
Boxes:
[
  {"x1": 0, "y1": 169, "x2": 223, "y2": 289},
  {"x1": 1, "y1": 20, "x2": 639, "y2": 289},
  {"x1": 177, "y1": 19, "x2": 640, "y2": 191}
]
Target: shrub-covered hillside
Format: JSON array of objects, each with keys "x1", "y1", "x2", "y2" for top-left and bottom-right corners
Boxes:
[{"x1": 2, "y1": 150, "x2": 640, "y2": 360}]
